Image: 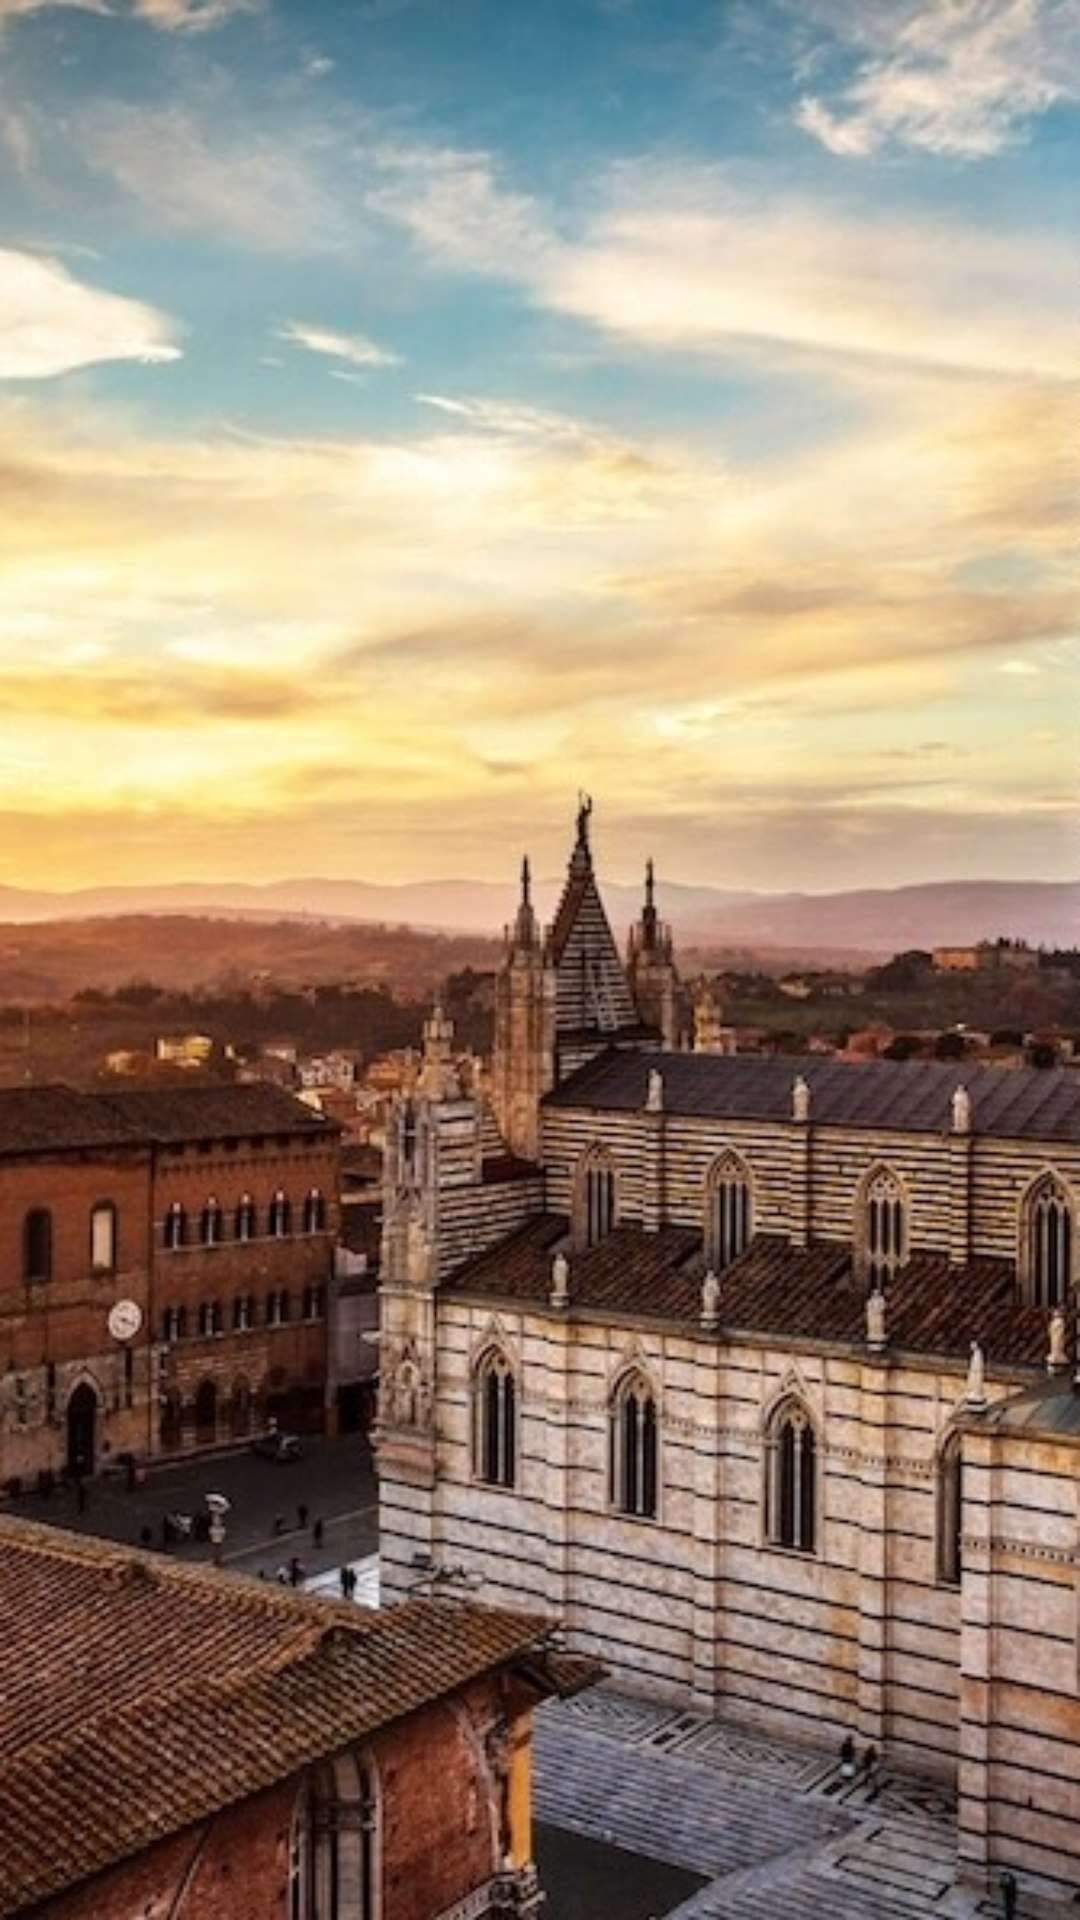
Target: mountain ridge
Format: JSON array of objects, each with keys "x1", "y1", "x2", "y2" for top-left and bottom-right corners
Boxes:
[{"x1": 0, "y1": 876, "x2": 1075, "y2": 952}]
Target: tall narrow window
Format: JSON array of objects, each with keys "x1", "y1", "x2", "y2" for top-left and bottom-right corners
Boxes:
[
  {"x1": 576, "y1": 1149, "x2": 617, "y2": 1249},
  {"x1": 610, "y1": 1371, "x2": 657, "y2": 1519},
  {"x1": 937, "y1": 1430, "x2": 963, "y2": 1586},
  {"x1": 269, "y1": 1190, "x2": 291, "y2": 1239},
  {"x1": 303, "y1": 1189, "x2": 327, "y2": 1234},
  {"x1": 476, "y1": 1349, "x2": 516, "y2": 1488},
  {"x1": 766, "y1": 1399, "x2": 817, "y2": 1553},
  {"x1": 1024, "y1": 1176, "x2": 1073, "y2": 1308},
  {"x1": 233, "y1": 1293, "x2": 255, "y2": 1332},
  {"x1": 165, "y1": 1203, "x2": 187, "y2": 1251},
  {"x1": 236, "y1": 1194, "x2": 257, "y2": 1242},
  {"x1": 705, "y1": 1152, "x2": 752, "y2": 1270},
  {"x1": 302, "y1": 1285, "x2": 326, "y2": 1322},
  {"x1": 23, "y1": 1208, "x2": 52, "y2": 1283},
  {"x1": 90, "y1": 1202, "x2": 117, "y2": 1273},
  {"x1": 201, "y1": 1198, "x2": 224, "y2": 1247},
  {"x1": 291, "y1": 1753, "x2": 378, "y2": 1920},
  {"x1": 860, "y1": 1168, "x2": 908, "y2": 1291}
]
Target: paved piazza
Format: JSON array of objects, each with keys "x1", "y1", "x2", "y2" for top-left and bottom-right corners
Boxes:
[{"x1": 534, "y1": 1689, "x2": 1062, "y2": 1919}]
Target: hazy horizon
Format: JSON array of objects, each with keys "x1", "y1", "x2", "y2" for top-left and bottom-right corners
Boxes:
[{"x1": 2, "y1": 0, "x2": 1077, "y2": 891}]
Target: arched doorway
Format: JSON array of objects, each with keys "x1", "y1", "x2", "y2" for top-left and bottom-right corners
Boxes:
[
  {"x1": 229, "y1": 1377, "x2": 251, "y2": 1438},
  {"x1": 67, "y1": 1383, "x2": 99, "y2": 1479},
  {"x1": 194, "y1": 1379, "x2": 218, "y2": 1445}
]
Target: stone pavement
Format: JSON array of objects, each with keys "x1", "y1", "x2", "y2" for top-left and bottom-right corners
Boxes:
[
  {"x1": 534, "y1": 1689, "x2": 1048, "y2": 1920},
  {"x1": 4, "y1": 1434, "x2": 379, "y2": 1582}
]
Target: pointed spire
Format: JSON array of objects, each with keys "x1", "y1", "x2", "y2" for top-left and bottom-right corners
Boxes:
[
  {"x1": 511, "y1": 853, "x2": 539, "y2": 951},
  {"x1": 571, "y1": 791, "x2": 593, "y2": 875},
  {"x1": 645, "y1": 857, "x2": 655, "y2": 912}
]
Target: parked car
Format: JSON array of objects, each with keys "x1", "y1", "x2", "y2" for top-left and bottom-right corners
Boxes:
[{"x1": 250, "y1": 1431, "x2": 302, "y2": 1463}]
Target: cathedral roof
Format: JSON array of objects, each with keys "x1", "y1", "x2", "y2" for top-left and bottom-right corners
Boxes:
[
  {"x1": 443, "y1": 1216, "x2": 1047, "y2": 1371},
  {"x1": 545, "y1": 1050, "x2": 1080, "y2": 1143}
]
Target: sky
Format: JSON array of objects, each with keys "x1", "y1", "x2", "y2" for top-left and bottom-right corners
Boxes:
[{"x1": 1, "y1": 0, "x2": 1078, "y2": 894}]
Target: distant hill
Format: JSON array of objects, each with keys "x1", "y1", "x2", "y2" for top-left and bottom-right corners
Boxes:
[{"x1": 0, "y1": 876, "x2": 1074, "y2": 955}]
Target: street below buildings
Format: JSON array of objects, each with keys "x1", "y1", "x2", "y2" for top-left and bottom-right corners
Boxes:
[{"x1": 4, "y1": 1433, "x2": 378, "y2": 1583}]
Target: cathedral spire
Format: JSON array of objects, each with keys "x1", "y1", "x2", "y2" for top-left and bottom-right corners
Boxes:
[
  {"x1": 571, "y1": 791, "x2": 593, "y2": 875},
  {"x1": 512, "y1": 854, "x2": 538, "y2": 951},
  {"x1": 640, "y1": 857, "x2": 658, "y2": 949}
]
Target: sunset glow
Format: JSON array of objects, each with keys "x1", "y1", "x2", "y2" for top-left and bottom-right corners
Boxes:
[{"x1": 1, "y1": 0, "x2": 1077, "y2": 889}]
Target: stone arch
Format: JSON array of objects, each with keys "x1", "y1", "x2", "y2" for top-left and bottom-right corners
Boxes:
[{"x1": 703, "y1": 1147, "x2": 754, "y2": 1270}]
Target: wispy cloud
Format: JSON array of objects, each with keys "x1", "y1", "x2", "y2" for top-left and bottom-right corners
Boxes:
[
  {"x1": 278, "y1": 321, "x2": 401, "y2": 369},
  {"x1": 0, "y1": 0, "x2": 260, "y2": 27},
  {"x1": 0, "y1": 247, "x2": 179, "y2": 378},
  {"x1": 792, "y1": 0, "x2": 1080, "y2": 158}
]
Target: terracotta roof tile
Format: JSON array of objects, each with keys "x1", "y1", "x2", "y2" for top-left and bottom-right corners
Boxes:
[
  {"x1": 103, "y1": 1081, "x2": 337, "y2": 1143},
  {"x1": 444, "y1": 1217, "x2": 1046, "y2": 1370},
  {"x1": 0, "y1": 1518, "x2": 554, "y2": 1918},
  {"x1": 0, "y1": 1086, "x2": 141, "y2": 1158}
]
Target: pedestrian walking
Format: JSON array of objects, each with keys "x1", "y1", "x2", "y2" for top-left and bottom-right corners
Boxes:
[
  {"x1": 839, "y1": 1734, "x2": 856, "y2": 1780},
  {"x1": 313, "y1": 1517, "x2": 324, "y2": 1549},
  {"x1": 1000, "y1": 1869, "x2": 1018, "y2": 1919},
  {"x1": 273, "y1": 1514, "x2": 286, "y2": 1537},
  {"x1": 297, "y1": 1503, "x2": 308, "y2": 1530},
  {"x1": 346, "y1": 1566, "x2": 357, "y2": 1600},
  {"x1": 339, "y1": 1564, "x2": 350, "y2": 1600},
  {"x1": 288, "y1": 1555, "x2": 304, "y2": 1587},
  {"x1": 862, "y1": 1745, "x2": 879, "y2": 1797}
]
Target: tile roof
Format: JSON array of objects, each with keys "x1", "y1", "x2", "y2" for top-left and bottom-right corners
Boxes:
[
  {"x1": 545, "y1": 1050, "x2": 1080, "y2": 1143},
  {"x1": 0, "y1": 1518, "x2": 558, "y2": 1918},
  {"x1": 444, "y1": 1216, "x2": 1048, "y2": 1370},
  {"x1": 0, "y1": 1085, "x2": 142, "y2": 1158},
  {"x1": 103, "y1": 1081, "x2": 337, "y2": 1144}
]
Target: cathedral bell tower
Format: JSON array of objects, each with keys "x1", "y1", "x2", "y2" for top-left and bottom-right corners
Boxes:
[
  {"x1": 376, "y1": 1004, "x2": 481, "y2": 1545},
  {"x1": 627, "y1": 859, "x2": 681, "y2": 1048},
  {"x1": 491, "y1": 857, "x2": 556, "y2": 1162}
]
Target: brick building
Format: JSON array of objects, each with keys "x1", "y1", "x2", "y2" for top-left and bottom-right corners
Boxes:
[
  {"x1": 0, "y1": 1514, "x2": 591, "y2": 1919},
  {"x1": 377, "y1": 803, "x2": 1080, "y2": 1900},
  {"x1": 0, "y1": 1082, "x2": 339, "y2": 1484}
]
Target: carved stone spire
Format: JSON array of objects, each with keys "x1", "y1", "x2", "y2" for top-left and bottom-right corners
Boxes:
[
  {"x1": 512, "y1": 854, "x2": 538, "y2": 951},
  {"x1": 571, "y1": 791, "x2": 593, "y2": 874}
]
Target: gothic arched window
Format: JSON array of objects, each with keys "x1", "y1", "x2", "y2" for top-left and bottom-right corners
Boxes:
[
  {"x1": 937, "y1": 1429, "x2": 963, "y2": 1587},
  {"x1": 269, "y1": 1190, "x2": 292, "y2": 1239},
  {"x1": 765, "y1": 1398, "x2": 817, "y2": 1554},
  {"x1": 475, "y1": 1348, "x2": 516, "y2": 1488},
  {"x1": 704, "y1": 1151, "x2": 753, "y2": 1270},
  {"x1": 1022, "y1": 1175, "x2": 1073, "y2": 1308},
  {"x1": 164, "y1": 1202, "x2": 187, "y2": 1251},
  {"x1": 201, "y1": 1197, "x2": 224, "y2": 1247},
  {"x1": 289, "y1": 1752, "x2": 378, "y2": 1920},
  {"x1": 576, "y1": 1148, "x2": 617, "y2": 1250},
  {"x1": 610, "y1": 1371, "x2": 658, "y2": 1519},
  {"x1": 303, "y1": 1188, "x2": 327, "y2": 1235},
  {"x1": 235, "y1": 1194, "x2": 257, "y2": 1242},
  {"x1": 859, "y1": 1167, "x2": 908, "y2": 1291}
]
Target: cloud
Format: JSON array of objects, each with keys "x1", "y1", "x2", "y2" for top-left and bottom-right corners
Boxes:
[
  {"x1": 365, "y1": 148, "x2": 1075, "y2": 385},
  {"x1": 0, "y1": 247, "x2": 179, "y2": 379},
  {"x1": 78, "y1": 102, "x2": 355, "y2": 254},
  {"x1": 0, "y1": 0, "x2": 260, "y2": 27},
  {"x1": 792, "y1": 0, "x2": 1080, "y2": 158},
  {"x1": 278, "y1": 321, "x2": 401, "y2": 369}
]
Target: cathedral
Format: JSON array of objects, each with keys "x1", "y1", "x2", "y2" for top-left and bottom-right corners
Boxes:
[{"x1": 376, "y1": 802, "x2": 1080, "y2": 1899}]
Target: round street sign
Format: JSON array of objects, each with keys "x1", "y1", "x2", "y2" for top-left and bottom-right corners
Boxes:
[{"x1": 108, "y1": 1299, "x2": 142, "y2": 1342}]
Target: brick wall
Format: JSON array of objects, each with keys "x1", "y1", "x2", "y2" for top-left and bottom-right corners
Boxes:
[{"x1": 33, "y1": 1673, "x2": 529, "y2": 1920}]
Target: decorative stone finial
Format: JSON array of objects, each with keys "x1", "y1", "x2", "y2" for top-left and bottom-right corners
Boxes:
[
  {"x1": 1047, "y1": 1307, "x2": 1068, "y2": 1375},
  {"x1": 550, "y1": 1251, "x2": 570, "y2": 1309},
  {"x1": 700, "y1": 1269, "x2": 720, "y2": 1332},
  {"x1": 951, "y1": 1085, "x2": 971, "y2": 1135},
  {"x1": 964, "y1": 1339, "x2": 987, "y2": 1411},
  {"x1": 646, "y1": 1066, "x2": 664, "y2": 1113},
  {"x1": 792, "y1": 1075, "x2": 811, "y2": 1124},
  {"x1": 866, "y1": 1288, "x2": 887, "y2": 1354},
  {"x1": 645, "y1": 857, "x2": 655, "y2": 912}
]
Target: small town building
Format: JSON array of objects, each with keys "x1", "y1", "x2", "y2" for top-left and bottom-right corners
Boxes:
[
  {"x1": 0, "y1": 1514, "x2": 590, "y2": 1919},
  {"x1": 0, "y1": 1082, "x2": 340, "y2": 1484}
]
